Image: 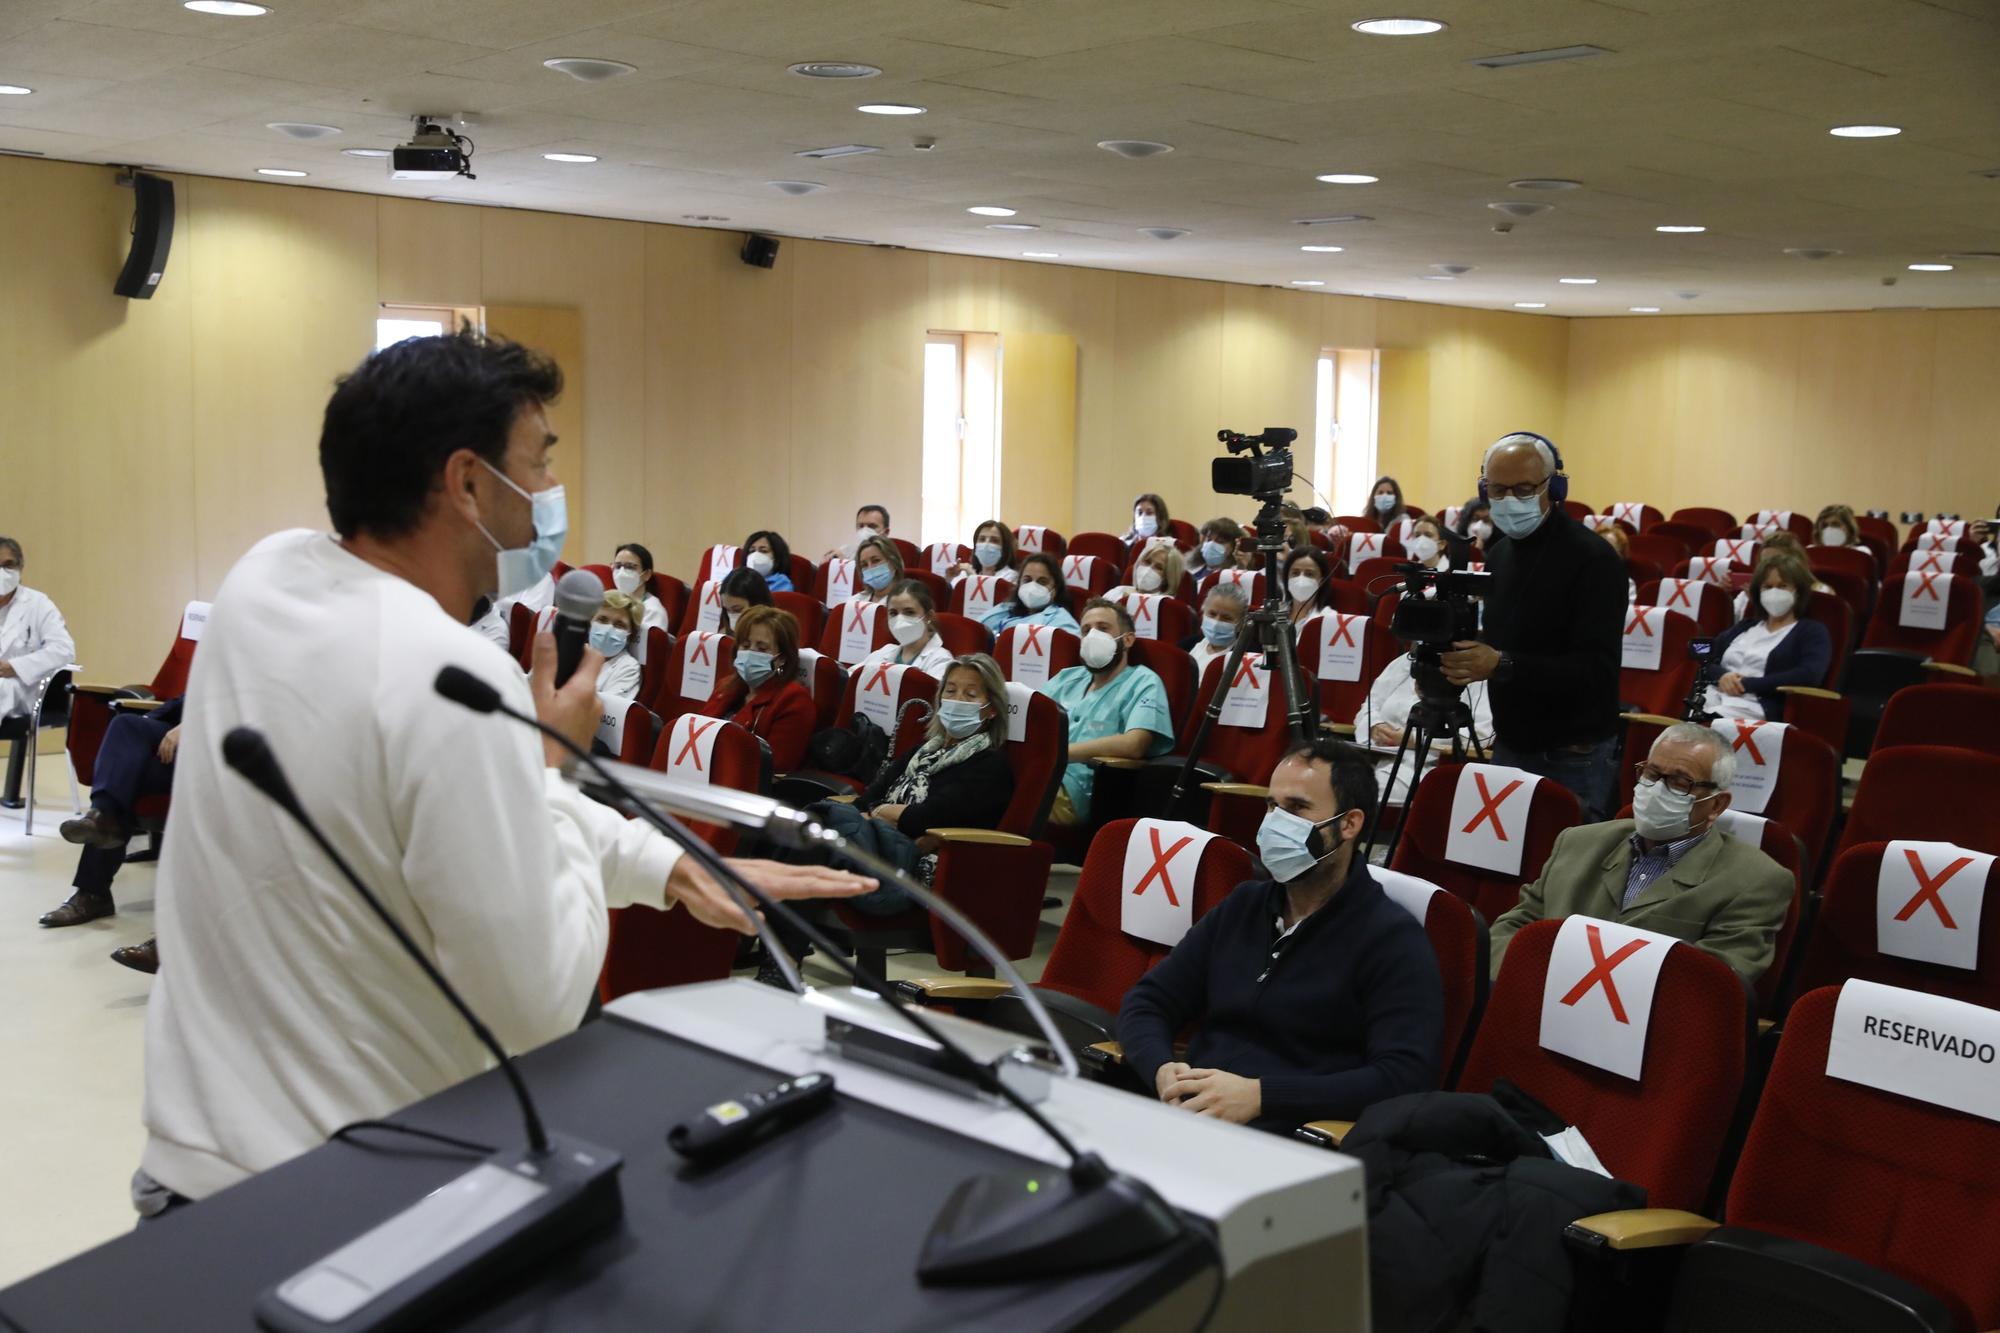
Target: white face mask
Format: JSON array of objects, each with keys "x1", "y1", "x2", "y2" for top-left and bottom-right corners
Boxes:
[
  {"x1": 1080, "y1": 628, "x2": 1120, "y2": 671},
  {"x1": 1760, "y1": 587, "x2": 1796, "y2": 619},
  {"x1": 0, "y1": 568, "x2": 18, "y2": 598},
  {"x1": 1818, "y1": 527, "x2": 1847, "y2": 548},
  {"x1": 888, "y1": 612, "x2": 927, "y2": 645},
  {"x1": 1632, "y1": 773, "x2": 1701, "y2": 842},
  {"x1": 746, "y1": 550, "x2": 775, "y2": 576},
  {"x1": 1406, "y1": 535, "x2": 1440, "y2": 565},
  {"x1": 1471, "y1": 520, "x2": 1493, "y2": 543},
  {"x1": 612, "y1": 567, "x2": 643, "y2": 596},
  {"x1": 1016, "y1": 581, "x2": 1053, "y2": 611},
  {"x1": 1133, "y1": 512, "x2": 1159, "y2": 538},
  {"x1": 1287, "y1": 574, "x2": 1320, "y2": 604},
  {"x1": 1134, "y1": 564, "x2": 1164, "y2": 593}
]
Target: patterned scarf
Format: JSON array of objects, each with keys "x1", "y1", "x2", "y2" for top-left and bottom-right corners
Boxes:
[{"x1": 885, "y1": 730, "x2": 992, "y2": 809}]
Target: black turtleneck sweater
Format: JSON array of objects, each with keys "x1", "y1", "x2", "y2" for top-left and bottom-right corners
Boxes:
[
  {"x1": 1480, "y1": 506, "x2": 1627, "y2": 749},
  {"x1": 1116, "y1": 856, "x2": 1442, "y2": 1131}
]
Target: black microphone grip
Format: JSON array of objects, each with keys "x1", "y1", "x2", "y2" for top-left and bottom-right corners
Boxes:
[{"x1": 549, "y1": 569, "x2": 608, "y2": 687}]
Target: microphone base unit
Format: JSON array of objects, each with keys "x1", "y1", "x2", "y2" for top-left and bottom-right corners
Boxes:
[
  {"x1": 918, "y1": 1152, "x2": 1189, "y2": 1286},
  {"x1": 824, "y1": 1017, "x2": 1052, "y2": 1107},
  {"x1": 254, "y1": 1133, "x2": 623, "y2": 1333}
]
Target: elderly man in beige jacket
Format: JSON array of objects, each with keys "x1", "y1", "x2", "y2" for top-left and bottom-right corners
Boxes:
[{"x1": 1489, "y1": 722, "x2": 1793, "y2": 985}]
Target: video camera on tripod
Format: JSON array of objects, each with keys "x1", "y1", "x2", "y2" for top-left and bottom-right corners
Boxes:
[
  {"x1": 1681, "y1": 635, "x2": 1719, "y2": 724},
  {"x1": 1212, "y1": 426, "x2": 1298, "y2": 498}
]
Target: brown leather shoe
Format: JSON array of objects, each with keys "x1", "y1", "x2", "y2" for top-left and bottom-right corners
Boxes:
[
  {"x1": 60, "y1": 808, "x2": 129, "y2": 850},
  {"x1": 40, "y1": 892, "x2": 115, "y2": 928},
  {"x1": 111, "y1": 938, "x2": 160, "y2": 974}
]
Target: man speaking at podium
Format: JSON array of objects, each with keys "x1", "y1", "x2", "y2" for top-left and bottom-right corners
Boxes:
[{"x1": 136, "y1": 331, "x2": 867, "y2": 1215}]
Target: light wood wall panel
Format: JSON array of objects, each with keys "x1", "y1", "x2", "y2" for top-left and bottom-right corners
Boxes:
[{"x1": 998, "y1": 333, "x2": 1078, "y2": 534}]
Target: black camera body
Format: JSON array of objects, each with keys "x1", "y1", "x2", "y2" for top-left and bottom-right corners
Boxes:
[
  {"x1": 1212, "y1": 427, "x2": 1298, "y2": 498},
  {"x1": 1388, "y1": 563, "x2": 1491, "y2": 707},
  {"x1": 1683, "y1": 635, "x2": 1719, "y2": 723}
]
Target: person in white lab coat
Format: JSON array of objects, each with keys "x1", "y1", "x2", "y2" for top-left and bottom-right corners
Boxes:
[
  {"x1": 1352, "y1": 650, "x2": 1495, "y2": 806},
  {"x1": 0, "y1": 536, "x2": 78, "y2": 808}
]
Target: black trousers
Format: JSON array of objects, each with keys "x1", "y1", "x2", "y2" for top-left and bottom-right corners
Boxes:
[{"x1": 74, "y1": 711, "x2": 177, "y2": 902}]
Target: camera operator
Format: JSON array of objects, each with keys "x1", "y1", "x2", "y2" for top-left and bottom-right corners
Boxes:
[{"x1": 1439, "y1": 433, "x2": 1625, "y2": 820}]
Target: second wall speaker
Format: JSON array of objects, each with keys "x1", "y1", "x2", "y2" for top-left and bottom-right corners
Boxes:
[
  {"x1": 114, "y1": 172, "x2": 175, "y2": 300},
  {"x1": 740, "y1": 233, "x2": 780, "y2": 269}
]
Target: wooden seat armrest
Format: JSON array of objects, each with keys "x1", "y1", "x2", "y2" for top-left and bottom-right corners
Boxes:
[
  {"x1": 1200, "y1": 782, "x2": 1270, "y2": 798},
  {"x1": 1922, "y1": 661, "x2": 1978, "y2": 679},
  {"x1": 827, "y1": 793, "x2": 858, "y2": 804},
  {"x1": 1326, "y1": 722, "x2": 1356, "y2": 736},
  {"x1": 1295, "y1": 1120, "x2": 1355, "y2": 1149},
  {"x1": 1756, "y1": 1017, "x2": 1775, "y2": 1036},
  {"x1": 1620, "y1": 711, "x2": 1682, "y2": 726},
  {"x1": 1776, "y1": 685, "x2": 1842, "y2": 700},
  {"x1": 111, "y1": 698, "x2": 169, "y2": 713},
  {"x1": 1090, "y1": 756, "x2": 1148, "y2": 770},
  {"x1": 1084, "y1": 1040, "x2": 1124, "y2": 1065},
  {"x1": 70, "y1": 683, "x2": 151, "y2": 701},
  {"x1": 1565, "y1": 1209, "x2": 1719, "y2": 1251},
  {"x1": 896, "y1": 977, "x2": 1012, "y2": 1002},
  {"x1": 926, "y1": 828, "x2": 1033, "y2": 847}
]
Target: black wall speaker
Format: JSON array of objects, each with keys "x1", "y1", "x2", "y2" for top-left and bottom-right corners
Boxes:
[
  {"x1": 114, "y1": 172, "x2": 175, "y2": 299},
  {"x1": 740, "y1": 233, "x2": 780, "y2": 269}
]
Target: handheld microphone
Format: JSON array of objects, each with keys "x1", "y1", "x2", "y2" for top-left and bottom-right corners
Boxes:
[
  {"x1": 432, "y1": 669, "x2": 1188, "y2": 1287},
  {"x1": 550, "y1": 568, "x2": 605, "y2": 686},
  {"x1": 220, "y1": 726, "x2": 624, "y2": 1333}
]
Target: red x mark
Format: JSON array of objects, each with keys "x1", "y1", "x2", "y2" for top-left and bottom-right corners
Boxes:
[
  {"x1": 863, "y1": 662, "x2": 894, "y2": 695},
  {"x1": 1728, "y1": 720, "x2": 1767, "y2": 764},
  {"x1": 1131, "y1": 827, "x2": 1194, "y2": 906},
  {"x1": 1461, "y1": 772, "x2": 1523, "y2": 839},
  {"x1": 1894, "y1": 847, "x2": 1973, "y2": 927},
  {"x1": 1357, "y1": 536, "x2": 1381, "y2": 557},
  {"x1": 1132, "y1": 596, "x2": 1155, "y2": 623},
  {"x1": 1665, "y1": 581, "x2": 1696, "y2": 609},
  {"x1": 1328, "y1": 615, "x2": 1357, "y2": 648},
  {"x1": 1912, "y1": 571, "x2": 1942, "y2": 602},
  {"x1": 689, "y1": 634, "x2": 712, "y2": 666},
  {"x1": 674, "y1": 718, "x2": 717, "y2": 771},
  {"x1": 1064, "y1": 557, "x2": 1086, "y2": 580},
  {"x1": 1232, "y1": 658, "x2": 1263, "y2": 689},
  {"x1": 1020, "y1": 528, "x2": 1042, "y2": 550},
  {"x1": 1019, "y1": 624, "x2": 1046, "y2": 656},
  {"x1": 703, "y1": 582, "x2": 721, "y2": 605},
  {"x1": 1615, "y1": 505, "x2": 1638, "y2": 525},
  {"x1": 1559, "y1": 923, "x2": 1650, "y2": 1024},
  {"x1": 1721, "y1": 541, "x2": 1749, "y2": 563},
  {"x1": 1625, "y1": 607, "x2": 1655, "y2": 636},
  {"x1": 1916, "y1": 552, "x2": 1944, "y2": 574}
]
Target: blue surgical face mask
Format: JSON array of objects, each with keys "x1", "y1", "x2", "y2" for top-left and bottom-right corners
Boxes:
[
  {"x1": 1200, "y1": 539, "x2": 1226, "y2": 569},
  {"x1": 860, "y1": 562, "x2": 893, "y2": 592},
  {"x1": 1256, "y1": 805, "x2": 1347, "y2": 883},
  {"x1": 1373, "y1": 493, "x2": 1396, "y2": 514},
  {"x1": 975, "y1": 541, "x2": 1004, "y2": 569},
  {"x1": 1201, "y1": 615, "x2": 1236, "y2": 647},
  {"x1": 735, "y1": 649, "x2": 776, "y2": 687},
  {"x1": 588, "y1": 623, "x2": 628, "y2": 658},
  {"x1": 476, "y1": 459, "x2": 567, "y2": 598},
  {"x1": 1133, "y1": 512, "x2": 1159, "y2": 537},
  {"x1": 938, "y1": 699, "x2": 986, "y2": 739},
  {"x1": 1488, "y1": 493, "x2": 1547, "y2": 540}
]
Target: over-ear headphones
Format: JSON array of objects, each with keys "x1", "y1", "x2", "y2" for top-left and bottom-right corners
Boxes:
[{"x1": 1478, "y1": 430, "x2": 1568, "y2": 505}]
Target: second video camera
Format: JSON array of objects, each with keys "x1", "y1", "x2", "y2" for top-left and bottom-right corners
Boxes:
[{"x1": 1212, "y1": 427, "x2": 1298, "y2": 499}]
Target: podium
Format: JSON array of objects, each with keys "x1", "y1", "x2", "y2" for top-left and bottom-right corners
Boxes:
[{"x1": 0, "y1": 981, "x2": 1368, "y2": 1331}]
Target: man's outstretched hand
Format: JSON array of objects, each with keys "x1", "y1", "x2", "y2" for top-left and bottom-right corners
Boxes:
[{"x1": 667, "y1": 857, "x2": 873, "y2": 934}]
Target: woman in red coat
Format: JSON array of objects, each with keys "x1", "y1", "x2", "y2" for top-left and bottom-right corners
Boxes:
[{"x1": 703, "y1": 603, "x2": 815, "y2": 772}]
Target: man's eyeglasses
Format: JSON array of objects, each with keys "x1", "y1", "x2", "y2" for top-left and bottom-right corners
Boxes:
[
  {"x1": 1485, "y1": 478, "x2": 1549, "y2": 502},
  {"x1": 1633, "y1": 764, "x2": 1719, "y2": 798}
]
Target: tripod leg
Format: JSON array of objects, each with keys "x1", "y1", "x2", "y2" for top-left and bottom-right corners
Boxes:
[
  {"x1": 1167, "y1": 637, "x2": 1248, "y2": 817},
  {"x1": 1364, "y1": 724, "x2": 1422, "y2": 858},
  {"x1": 1376, "y1": 721, "x2": 1439, "y2": 865}
]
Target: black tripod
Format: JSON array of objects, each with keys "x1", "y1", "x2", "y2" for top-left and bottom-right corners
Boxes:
[
  {"x1": 1166, "y1": 492, "x2": 1321, "y2": 818},
  {"x1": 1367, "y1": 649, "x2": 1487, "y2": 861}
]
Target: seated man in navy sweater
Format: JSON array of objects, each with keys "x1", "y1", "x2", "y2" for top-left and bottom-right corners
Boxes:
[{"x1": 1118, "y1": 737, "x2": 1443, "y2": 1132}]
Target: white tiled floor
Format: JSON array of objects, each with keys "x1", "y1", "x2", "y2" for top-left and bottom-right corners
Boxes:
[{"x1": 0, "y1": 756, "x2": 1071, "y2": 1289}]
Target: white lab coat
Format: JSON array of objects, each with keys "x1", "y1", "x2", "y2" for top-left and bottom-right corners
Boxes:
[
  {"x1": 0, "y1": 586, "x2": 76, "y2": 716},
  {"x1": 1351, "y1": 652, "x2": 1495, "y2": 805}
]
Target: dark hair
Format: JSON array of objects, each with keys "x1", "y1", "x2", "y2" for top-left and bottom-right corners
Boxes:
[
  {"x1": 614, "y1": 541, "x2": 654, "y2": 573},
  {"x1": 857, "y1": 504, "x2": 891, "y2": 530},
  {"x1": 320, "y1": 329, "x2": 562, "y2": 540},
  {"x1": 1282, "y1": 735, "x2": 1380, "y2": 828},
  {"x1": 1131, "y1": 493, "x2": 1171, "y2": 528},
  {"x1": 744, "y1": 529, "x2": 793, "y2": 576},
  {"x1": 1011, "y1": 553, "x2": 1068, "y2": 613},
  {"x1": 1370, "y1": 475, "x2": 1406, "y2": 523},
  {"x1": 885, "y1": 578, "x2": 937, "y2": 624},
  {"x1": 971, "y1": 519, "x2": 1017, "y2": 569},
  {"x1": 1284, "y1": 547, "x2": 1333, "y2": 607},
  {"x1": 718, "y1": 567, "x2": 773, "y2": 606},
  {"x1": 1302, "y1": 507, "x2": 1332, "y2": 526},
  {"x1": 1199, "y1": 516, "x2": 1244, "y2": 545},
  {"x1": 1454, "y1": 496, "x2": 1490, "y2": 535},
  {"x1": 0, "y1": 536, "x2": 21, "y2": 566},
  {"x1": 1082, "y1": 596, "x2": 1135, "y2": 636}
]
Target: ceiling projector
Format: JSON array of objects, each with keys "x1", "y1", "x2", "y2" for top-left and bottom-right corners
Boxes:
[{"x1": 391, "y1": 117, "x2": 476, "y2": 182}]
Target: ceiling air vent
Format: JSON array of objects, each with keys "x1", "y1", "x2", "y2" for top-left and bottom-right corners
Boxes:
[{"x1": 1471, "y1": 45, "x2": 1612, "y2": 69}]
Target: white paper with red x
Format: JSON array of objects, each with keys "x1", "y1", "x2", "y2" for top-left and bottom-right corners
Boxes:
[
  {"x1": 1654, "y1": 578, "x2": 1711, "y2": 624},
  {"x1": 1753, "y1": 510, "x2": 1792, "y2": 535},
  {"x1": 180, "y1": 600, "x2": 212, "y2": 643},
  {"x1": 927, "y1": 543, "x2": 959, "y2": 577},
  {"x1": 837, "y1": 600, "x2": 881, "y2": 665},
  {"x1": 1926, "y1": 519, "x2": 1967, "y2": 540},
  {"x1": 692, "y1": 579, "x2": 724, "y2": 634},
  {"x1": 1713, "y1": 718, "x2": 1785, "y2": 815},
  {"x1": 1061, "y1": 554, "x2": 1100, "y2": 589},
  {"x1": 1610, "y1": 503, "x2": 1646, "y2": 529},
  {"x1": 1442, "y1": 506, "x2": 1462, "y2": 532},
  {"x1": 823, "y1": 557, "x2": 856, "y2": 607},
  {"x1": 1004, "y1": 623, "x2": 1059, "y2": 688},
  {"x1": 1915, "y1": 532, "x2": 1955, "y2": 553},
  {"x1": 1217, "y1": 568, "x2": 1260, "y2": 599},
  {"x1": 1540, "y1": 916, "x2": 1681, "y2": 1080},
  {"x1": 1016, "y1": 525, "x2": 1049, "y2": 555},
  {"x1": 1620, "y1": 605, "x2": 1670, "y2": 672},
  {"x1": 1712, "y1": 537, "x2": 1758, "y2": 568},
  {"x1": 704, "y1": 544, "x2": 740, "y2": 582},
  {"x1": 957, "y1": 574, "x2": 1010, "y2": 622},
  {"x1": 1827, "y1": 979, "x2": 2000, "y2": 1125},
  {"x1": 593, "y1": 698, "x2": 633, "y2": 756},
  {"x1": 1348, "y1": 533, "x2": 1384, "y2": 567},
  {"x1": 1218, "y1": 654, "x2": 1271, "y2": 728},
  {"x1": 1444, "y1": 764, "x2": 1542, "y2": 876},
  {"x1": 1687, "y1": 556, "x2": 1731, "y2": 586},
  {"x1": 663, "y1": 713, "x2": 723, "y2": 784},
  {"x1": 1876, "y1": 840, "x2": 1994, "y2": 971},
  {"x1": 1581, "y1": 514, "x2": 1613, "y2": 532},
  {"x1": 795, "y1": 648, "x2": 827, "y2": 697},
  {"x1": 1123, "y1": 592, "x2": 1167, "y2": 640},
  {"x1": 1120, "y1": 819, "x2": 1217, "y2": 947},
  {"x1": 853, "y1": 660, "x2": 907, "y2": 733},
  {"x1": 1898, "y1": 570, "x2": 1950, "y2": 631},
  {"x1": 1317, "y1": 613, "x2": 1368, "y2": 682},
  {"x1": 680, "y1": 630, "x2": 723, "y2": 701},
  {"x1": 1908, "y1": 549, "x2": 1957, "y2": 577}
]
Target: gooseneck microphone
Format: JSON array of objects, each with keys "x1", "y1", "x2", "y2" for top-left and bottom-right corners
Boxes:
[
  {"x1": 550, "y1": 568, "x2": 606, "y2": 686},
  {"x1": 220, "y1": 726, "x2": 624, "y2": 1333}
]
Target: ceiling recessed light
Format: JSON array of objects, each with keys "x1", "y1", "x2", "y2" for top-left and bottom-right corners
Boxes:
[
  {"x1": 1351, "y1": 17, "x2": 1445, "y2": 35},
  {"x1": 1558, "y1": 277, "x2": 1598, "y2": 285},
  {"x1": 1509, "y1": 178, "x2": 1581, "y2": 191},
  {"x1": 967, "y1": 205, "x2": 1016, "y2": 217},
  {"x1": 857, "y1": 103, "x2": 925, "y2": 116},
  {"x1": 768, "y1": 180, "x2": 825, "y2": 195},
  {"x1": 1420, "y1": 275, "x2": 1455, "y2": 281},
  {"x1": 986, "y1": 222, "x2": 1038, "y2": 231},
  {"x1": 1829, "y1": 124, "x2": 1900, "y2": 138},
  {"x1": 256, "y1": 167, "x2": 307, "y2": 177},
  {"x1": 1097, "y1": 139, "x2": 1175, "y2": 159},
  {"x1": 184, "y1": 1, "x2": 267, "y2": 14},
  {"x1": 1908, "y1": 263, "x2": 1954, "y2": 272},
  {"x1": 1290, "y1": 280, "x2": 1326, "y2": 286},
  {"x1": 1656, "y1": 224, "x2": 1706, "y2": 233},
  {"x1": 1316, "y1": 173, "x2": 1378, "y2": 185},
  {"x1": 788, "y1": 61, "x2": 881, "y2": 79},
  {"x1": 1300, "y1": 245, "x2": 1344, "y2": 253},
  {"x1": 1513, "y1": 302, "x2": 1547, "y2": 309},
  {"x1": 342, "y1": 147, "x2": 390, "y2": 158},
  {"x1": 1022, "y1": 251, "x2": 1060, "y2": 258},
  {"x1": 1488, "y1": 201, "x2": 1551, "y2": 218},
  {"x1": 544, "y1": 152, "x2": 598, "y2": 164},
  {"x1": 1630, "y1": 306, "x2": 1661, "y2": 313},
  {"x1": 0, "y1": 85, "x2": 33, "y2": 96},
  {"x1": 266, "y1": 122, "x2": 340, "y2": 140},
  {"x1": 1784, "y1": 247, "x2": 1842, "y2": 260},
  {"x1": 543, "y1": 57, "x2": 636, "y2": 82},
  {"x1": 1139, "y1": 227, "x2": 1189, "y2": 240}
]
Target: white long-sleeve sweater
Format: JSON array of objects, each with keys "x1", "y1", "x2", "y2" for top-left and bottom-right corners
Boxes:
[{"x1": 142, "y1": 532, "x2": 681, "y2": 1199}]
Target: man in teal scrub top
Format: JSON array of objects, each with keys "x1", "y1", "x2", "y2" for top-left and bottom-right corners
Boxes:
[{"x1": 1040, "y1": 597, "x2": 1176, "y2": 824}]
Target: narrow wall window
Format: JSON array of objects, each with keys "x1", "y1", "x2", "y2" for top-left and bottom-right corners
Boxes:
[
  {"x1": 376, "y1": 303, "x2": 482, "y2": 352},
  {"x1": 922, "y1": 331, "x2": 1002, "y2": 547},
  {"x1": 1315, "y1": 348, "x2": 1379, "y2": 516}
]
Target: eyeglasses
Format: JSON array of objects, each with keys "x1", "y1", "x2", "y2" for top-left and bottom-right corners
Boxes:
[
  {"x1": 1634, "y1": 764, "x2": 1719, "y2": 797},
  {"x1": 1485, "y1": 478, "x2": 1549, "y2": 501}
]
